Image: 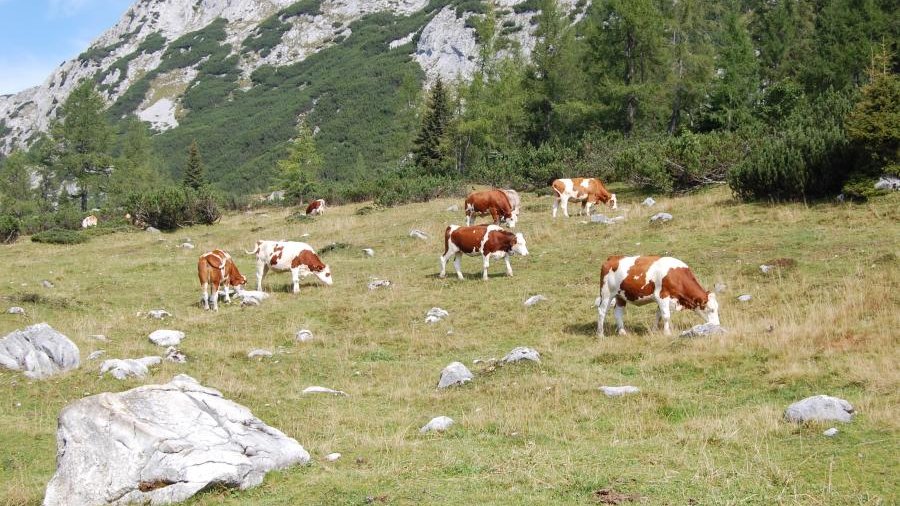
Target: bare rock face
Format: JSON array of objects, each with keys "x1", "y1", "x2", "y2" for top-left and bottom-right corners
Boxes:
[
  {"x1": 43, "y1": 374, "x2": 310, "y2": 506},
  {"x1": 438, "y1": 362, "x2": 473, "y2": 388},
  {"x1": 0, "y1": 323, "x2": 80, "y2": 379},
  {"x1": 784, "y1": 395, "x2": 854, "y2": 423}
]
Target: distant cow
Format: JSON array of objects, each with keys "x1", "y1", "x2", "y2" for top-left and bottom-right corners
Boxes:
[
  {"x1": 247, "y1": 240, "x2": 333, "y2": 293},
  {"x1": 306, "y1": 199, "x2": 326, "y2": 216},
  {"x1": 595, "y1": 255, "x2": 719, "y2": 336},
  {"x1": 81, "y1": 215, "x2": 98, "y2": 229},
  {"x1": 465, "y1": 189, "x2": 520, "y2": 228},
  {"x1": 198, "y1": 249, "x2": 247, "y2": 311},
  {"x1": 439, "y1": 224, "x2": 529, "y2": 280},
  {"x1": 551, "y1": 178, "x2": 617, "y2": 218}
]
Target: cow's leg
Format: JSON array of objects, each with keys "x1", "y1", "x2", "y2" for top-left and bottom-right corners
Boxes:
[
  {"x1": 201, "y1": 282, "x2": 209, "y2": 310},
  {"x1": 291, "y1": 267, "x2": 301, "y2": 294},
  {"x1": 614, "y1": 298, "x2": 627, "y2": 335},
  {"x1": 222, "y1": 280, "x2": 231, "y2": 303},
  {"x1": 439, "y1": 250, "x2": 452, "y2": 278},
  {"x1": 256, "y1": 261, "x2": 266, "y2": 292},
  {"x1": 504, "y1": 255, "x2": 513, "y2": 277},
  {"x1": 490, "y1": 208, "x2": 500, "y2": 225},
  {"x1": 658, "y1": 298, "x2": 673, "y2": 335},
  {"x1": 552, "y1": 197, "x2": 560, "y2": 218},
  {"x1": 596, "y1": 287, "x2": 614, "y2": 337},
  {"x1": 453, "y1": 253, "x2": 464, "y2": 280},
  {"x1": 580, "y1": 200, "x2": 588, "y2": 216},
  {"x1": 482, "y1": 255, "x2": 491, "y2": 280},
  {"x1": 466, "y1": 209, "x2": 474, "y2": 226},
  {"x1": 561, "y1": 196, "x2": 571, "y2": 217},
  {"x1": 210, "y1": 281, "x2": 220, "y2": 311}
]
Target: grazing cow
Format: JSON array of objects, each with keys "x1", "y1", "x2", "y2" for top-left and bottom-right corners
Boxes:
[
  {"x1": 247, "y1": 240, "x2": 333, "y2": 293},
  {"x1": 465, "y1": 189, "x2": 520, "y2": 228},
  {"x1": 306, "y1": 199, "x2": 326, "y2": 216},
  {"x1": 551, "y1": 178, "x2": 617, "y2": 218},
  {"x1": 81, "y1": 215, "x2": 98, "y2": 229},
  {"x1": 439, "y1": 224, "x2": 529, "y2": 280},
  {"x1": 197, "y1": 249, "x2": 247, "y2": 311},
  {"x1": 595, "y1": 255, "x2": 720, "y2": 336}
]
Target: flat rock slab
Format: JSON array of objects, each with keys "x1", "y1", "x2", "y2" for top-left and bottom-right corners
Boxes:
[
  {"x1": 680, "y1": 323, "x2": 728, "y2": 338},
  {"x1": 785, "y1": 395, "x2": 854, "y2": 423},
  {"x1": 100, "y1": 356, "x2": 162, "y2": 380},
  {"x1": 420, "y1": 416, "x2": 454, "y2": 434},
  {"x1": 43, "y1": 374, "x2": 309, "y2": 506},
  {"x1": 149, "y1": 329, "x2": 185, "y2": 347},
  {"x1": 599, "y1": 385, "x2": 640, "y2": 397},
  {"x1": 0, "y1": 323, "x2": 80, "y2": 379},
  {"x1": 147, "y1": 309, "x2": 171, "y2": 319},
  {"x1": 503, "y1": 347, "x2": 540, "y2": 364},
  {"x1": 524, "y1": 295, "x2": 547, "y2": 307},
  {"x1": 737, "y1": 294, "x2": 753, "y2": 302},
  {"x1": 649, "y1": 212, "x2": 673, "y2": 223},
  {"x1": 438, "y1": 362, "x2": 473, "y2": 388},
  {"x1": 409, "y1": 229, "x2": 429, "y2": 240},
  {"x1": 6, "y1": 306, "x2": 25, "y2": 315},
  {"x1": 248, "y1": 349, "x2": 273, "y2": 359},
  {"x1": 302, "y1": 386, "x2": 348, "y2": 396},
  {"x1": 590, "y1": 214, "x2": 625, "y2": 224},
  {"x1": 367, "y1": 279, "x2": 391, "y2": 290}
]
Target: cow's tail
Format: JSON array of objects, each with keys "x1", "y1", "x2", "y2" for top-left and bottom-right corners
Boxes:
[
  {"x1": 443, "y1": 226, "x2": 454, "y2": 255},
  {"x1": 245, "y1": 241, "x2": 261, "y2": 255},
  {"x1": 551, "y1": 180, "x2": 564, "y2": 197}
]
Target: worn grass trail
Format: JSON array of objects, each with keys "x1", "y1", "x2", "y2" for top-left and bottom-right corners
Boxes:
[{"x1": 1, "y1": 186, "x2": 898, "y2": 505}]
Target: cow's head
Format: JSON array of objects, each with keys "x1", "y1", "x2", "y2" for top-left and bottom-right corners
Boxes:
[
  {"x1": 511, "y1": 232, "x2": 529, "y2": 256},
  {"x1": 314, "y1": 264, "x2": 334, "y2": 286},
  {"x1": 697, "y1": 292, "x2": 720, "y2": 325},
  {"x1": 506, "y1": 210, "x2": 519, "y2": 228}
]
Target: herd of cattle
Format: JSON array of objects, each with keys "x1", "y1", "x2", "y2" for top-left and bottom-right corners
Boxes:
[{"x1": 195, "y1": 177, "x2": 721, "y2": 336}]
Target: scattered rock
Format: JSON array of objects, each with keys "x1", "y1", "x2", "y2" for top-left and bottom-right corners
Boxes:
[
  {"x1": 503, "y1": 347, "x2": 540, "y2": 364},
  {"x1": 823, "y1": 427, "x2": 839, "y2": 437},
  {"x1": 599, "y1": 385, "x2": 640, "y2": 397},
  {"x1": 759, "y1": 264, "x2": 775, "y2": 274},
  {"x1": 836, "y1": 193, "x2": 845, "y2": 202},
  {"x1": 714, "y1": 282, "x2": 727, "y2": 293},
  {"x1": 0, "y1": 323, "x2": 80, "y2": 379},
  {"x1": 784, "y1": 395, "x2": 854, "y2": 423},
  {"x1": 179, "y1": 242, "x2": 195, "y2": 249},
  {"x1": 89, "y1": 334, "x2": 108, "y2": 342},
  {"x1": 409, "y1": 229, "x2": 429, "y2": 240},
  {"x1": 362, "y1": 248, "x2": 375, "y2": 257},
  {"x1": 247, "y1": 349, "x2": 273, "y2": 359},
  {"x1": 6, "y1": 306, "x2": 25, "y2": 315},
  {"x1": 295, "y1": 329, "x2": 314, "y2": 342},
  {"x1": 641, "y1": 197, "x2": 656, "y2": 207},
  {"x1": 524, "y1": 295, "x2": 547, "y2": 307},
  {"x1": 87, "y1": 350, "x2": 105, "y2": 360},
  {"x1": 99, "y1": 356, "x2": 162, "y2": 380},
  {"x1": 680, "y1": 323, "x2": 728, "y2": 338},
  {"x1": 737, "y1": 294, "x2": 753, "y2": 302},
  {"x1": 420, "y1": 416, "x2": 454, "y2": 434},
  {"x1": 445, "y1": 204, "x2": 459, "y2": 212},
  {"x1": 148, "y1": 329, "x2": 185, "y2": 347},
  {"x1": 368, "y1": 279, "x2": 391, "y2": 290},
  {"x1": 238, "y1": 290, "x2": 269, "y2": 301},
  {"x1": 649, "y1": 212, "x2": 673, "y2": 223},
  {"x1": 302, "y1": 386, "x2": 348, "y2": 396},
  {"x1": 42, "y1": 374, "x2": 310, "y2": 506},
  {"x1": 874, "y1": 176, "x2": 900, "y2": 191},
  {"x1": 145, "y1": 226, "x2": 161, "y2": 233},
  {"x1": 41, "y1": 280, "x2": 54, "y2": 288},
  {"x1": 425, "y1": 307, "x2": 449, "y2": 323},
  {"x1": 241, "y1": 297, "x2": 260, "y2": 307},
  {"x1": 324, "y1": 452, "x2": 341, "y2": 462},
  {"x1": 147, "y1": 309, "x2": 171, "y2": 319},
  {"x1": 438, "y1": 362, "x2": 473, "y2": 388},
  {"x1": 590, "y1": 214, "x2": 625, "y2": 224},
  {"x1": 164, "y1": 346, "x2": 187, "y2": 363}
]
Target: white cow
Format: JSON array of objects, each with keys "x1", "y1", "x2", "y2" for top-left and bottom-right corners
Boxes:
[{"x1": 247, "y1": 240, "x2": 333, "y2": 293}]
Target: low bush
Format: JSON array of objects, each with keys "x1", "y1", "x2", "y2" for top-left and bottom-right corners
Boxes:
[
  {"x1": 0, "y1": 215, "x2": 20, "y2": 244},
  {"x1": 125, "y1": 187, "x2": 221, "y2": 231},
  {"x1": 31, "y1": 229, "x2": 88, "y2": 245}
]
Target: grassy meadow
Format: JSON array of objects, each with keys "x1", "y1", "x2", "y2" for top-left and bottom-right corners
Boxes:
[{"x1": 1, "y1": 185, "x2": 898, "y2": 505}]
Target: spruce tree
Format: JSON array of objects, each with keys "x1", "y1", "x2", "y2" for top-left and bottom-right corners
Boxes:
[
  {"x1": 277, "y1": 119, "x2": 322, "y2": 203},
  {"x1": 413, "y1": 78, "x2": 452, "y2": 176},
  {"x1": 183, "y1": 140, "x2": 206, "y2": 191}
]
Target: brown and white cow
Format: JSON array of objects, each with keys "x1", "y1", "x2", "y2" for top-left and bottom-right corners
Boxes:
[
  {"x1": 198, "y1": 249, "x2": 247, "y2": 311},
  {"x1": 596, "y1": 255, "x2": 719, "y2": 336},
  {"x1": 247, "y1": 240, "x2": 333, "y2": 293},
  {"x1": 81, "y1": 215, "x2": 98, "y2": 229},
  {"x1": 551, "y1": 178, "x2": 617, "y2": 218},
  {"x1": 306, "y1": 199, "x2": 326, "y2": 216},
  {"x1": 465, "y1": 189, "x2": 520, "y2": 228},
  {"x1": 439, "y1": 224, "x2": 529, "y2": 280}
]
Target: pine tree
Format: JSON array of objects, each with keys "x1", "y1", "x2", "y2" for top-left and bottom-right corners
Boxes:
[
  {"x1": 845, "y1": 46, "x2": 900, "y2": 174},
  {"x1": 277, "y1": 119, "x2": 322, "y2": 204},
  {"x1": 664, "y1": 0, "x2": 715, "y2": 134},
  {"x1": 703, "y1": 7, "x2": 759, "y2": 130},
  {"x1": 413, "y1": 78, "x2": 452, "y2": 176},
  {"x1": 183, "y1": 140, "x2": 206, "y2": 191},
  {"x1": 109, "y1": 117, "x2": 165, "y2": 205}
]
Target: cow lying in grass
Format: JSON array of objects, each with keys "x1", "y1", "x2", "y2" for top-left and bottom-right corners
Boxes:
[
  {"x1": 248, "y1": 240, "x2": 333, "y2": 293},
  {"x1": 198, "y1": 249, "x2": 247, "y2": 311},
  {"x1": 596, "y1": 255, "x2": 719, "y2": 336},
  {"x1": 439, "y1": 225, "x2": 529, "y2": 280}
]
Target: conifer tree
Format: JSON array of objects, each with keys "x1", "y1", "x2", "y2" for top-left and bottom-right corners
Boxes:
[
  {"x1": 183, "y1": 140, "x2": 206, "y2": 191},
  {"x1": 413, "y1": 78, "x2": 452, "y2": 176},
  {"x1": 277, "y1": 119, "x2": 322, "y2": 203}
]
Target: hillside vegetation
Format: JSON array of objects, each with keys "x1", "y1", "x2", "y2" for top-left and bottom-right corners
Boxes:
[{"x1": 1, "y1": 186, "x2": 898, "y2": 505}]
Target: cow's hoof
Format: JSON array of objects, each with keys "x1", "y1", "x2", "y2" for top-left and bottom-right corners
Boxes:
[{"x1": 438, "y1": 274, "x2": 446, "y2": 279}]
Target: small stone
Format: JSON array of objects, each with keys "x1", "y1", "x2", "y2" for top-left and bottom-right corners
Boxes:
[
  {"x1": 409, "y1": 229, "x2": 428, "y2": 240},
  {"x1": 145, "y1": 226, "x2": 160, "y2": 233},
  {"x1": 823, "y1": 427, "x2": 839, "y2": 437},
  {"x1": 148, "y1": 329, "x2": 184, "y2": 347},
  {"x1": 295, "y1": 329, "x2": 314, "y2": 342},
  {"x1": 524, "y1": 295, "x2": 547, "y2": 307},
  {"x1": 164, "y1": 346, "x2": 187, "y2": 363},
  {"x1": 420, "y1": 416, "x2": 454, "y2": 434},
  {"x1": 241, "y1": 297, "x2": 260, "y2": 307},
  {"x1": 425, "y1": 307, "x2": 449, "y2": 324},
  {"x1": 649, "y1": 212, "x2": 673, "y2": 223},
  {"x1": 503, "y1": 347, "x2": 540, "y2": 364},
  {"x1": 438, "y1": 362, "x2": 473, "y2": 388},
  {"x1": 445, "y1": 204, "x2": 459, "y2": 212},
  {"x1": 362, "y1": 248, "x2": 375, "y2": 257},
  {"x1": 147, "y1": 309, "x2": 171, "y2": 319},
  {"x1": 6, "y1": 306, "x2": 25, "y2": 315},
  {"x1": 87, "y1": 350, "x2": 106, "y2": 360},
  {"x1": 99, "y1": 356, "x2": 161, "y2": 380},
  {"x1": 642, "y1": 197, "x2": 656, "y2": 207},
  {"x1": 590, "y1": 214, "x2": 624, "y2": 224},
  {"x1": 248, "y1": 349, "x2": 273, "y2": 359},
  {"x1": 302, "y1": 386, "x2": 348, "y2": 396},
  {"x1": 760, "y1": 264, "x2": 775, "y2": 274},
  {"x1": 89, "y1": 334, "x2": 108, "y2": 342},
  {"x1": 599, "y1": 385, "x2": 640, "y2": 397},
  {"x1": 785, "y1": 395, "x2": 854, "y2": 423},
  {"x1": 368, "y1": 279, "x2": 391, "y2": 290},
  {"x1": 41, "y1": 280, "x2": 54, "y2": 289},
  {"x1": 737, "y1": 294, "x2": 753, "y2": 302},
  {"x1": 324, "y1": 452, "x2": 341, "y2": 462},
  {"x1": 680, "y1": 323, "x2": 727, "y2": 338},
  {"x1": 179, "y1": 243, "x2": 195, "y2": 249},
  {"x1": 714, "y1": 283, "x2": 727, "y2": 293}
]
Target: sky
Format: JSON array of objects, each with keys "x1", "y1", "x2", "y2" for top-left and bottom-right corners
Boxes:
[{"x1": 0, "y1": 0, "x2": 133, "y2": 95}]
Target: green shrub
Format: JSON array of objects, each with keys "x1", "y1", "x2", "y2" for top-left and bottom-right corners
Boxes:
[
  {"x1": 31, "y1": 229, "x2": 88, "y2": 245},
  {"x1": 125, "y1": 187, "x2": 221, "y2": 231},
  {"x1": 372, "y1": 173, "x2": 464, "y2": 207},
  {"x1": 0, "y1": 215, "x2": 20, "y2": 244}
]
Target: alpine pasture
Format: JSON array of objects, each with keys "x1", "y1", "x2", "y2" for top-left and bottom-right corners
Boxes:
[{"x1": 1, "y1": 186, "x2": 898, "y2": 505}]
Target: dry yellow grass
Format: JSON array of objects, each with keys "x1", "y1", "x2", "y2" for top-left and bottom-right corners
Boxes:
[{"x1": 0, "y1": 185, "x2": 897, "y2": 505}]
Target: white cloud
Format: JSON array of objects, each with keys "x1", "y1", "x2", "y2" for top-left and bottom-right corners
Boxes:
[{"x1": 0, "y1": 55, "x2": 56, "y2": 95}]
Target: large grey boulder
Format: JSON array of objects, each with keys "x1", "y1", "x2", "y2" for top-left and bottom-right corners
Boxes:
[
  {"x1": 874, "y1": 176, "x2": 900, "y2": 191},
  {"x1": 0, "y1": 323, "x2": 80, "y2": 379},
  {"x1": 438, "y1": 362, "x2": 473, "y2": 388},
  {"x1": 43, "y1": 374, "x2": 310, "y2": 506},
  {"x1": 99, "y1": 356, "x2": 161, "y2": 380},
  {"x1": 784, "y1": 395, "x2": 854, "y2": 423}
]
